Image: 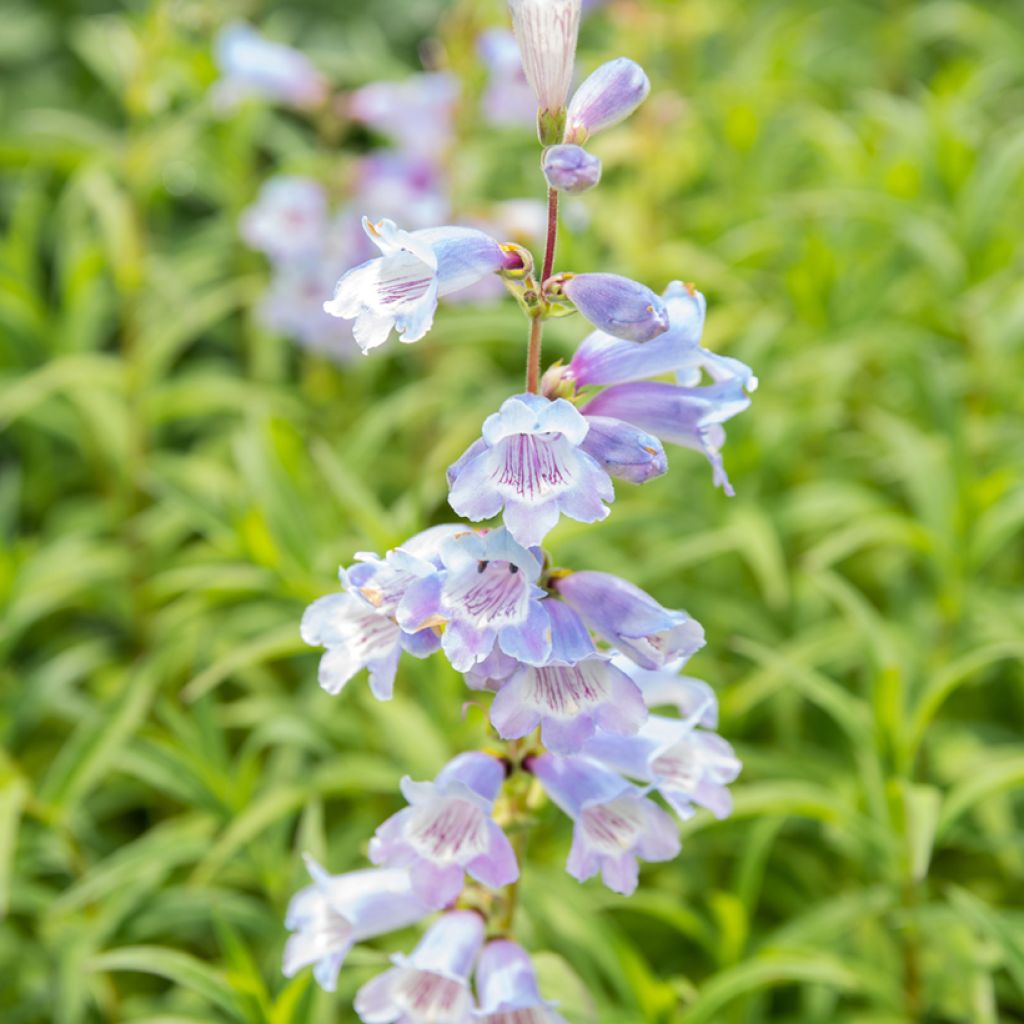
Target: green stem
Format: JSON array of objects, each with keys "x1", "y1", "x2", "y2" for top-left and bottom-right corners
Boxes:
[{"x1": 525, "y1": 188, "x2": 560, "y2": 394}]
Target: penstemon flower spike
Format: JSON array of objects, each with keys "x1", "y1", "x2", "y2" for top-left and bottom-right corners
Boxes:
[{"x1": 283, "y1": 2, "x2": 756, "y2": 1014}]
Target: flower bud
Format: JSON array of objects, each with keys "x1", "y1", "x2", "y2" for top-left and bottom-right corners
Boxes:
[
  {"x1": 542, "y1": 144, "x2": 602, "y2": 194},
  {"x1": 565, "y1": 57, "x2": 651, "y2": 143},
  {"x1": 559, "y1": 272, "x2": 670, "y2": 342},
  {"x1": 508, "y1": 0, "x2": 582, "y2": 134}
]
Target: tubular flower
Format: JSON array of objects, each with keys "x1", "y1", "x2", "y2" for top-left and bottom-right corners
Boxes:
[
  {"x1": 568, "y1": 281, "x2": 758, "y2": 391},
  {"x1": 559, "y1": 273, "x2": 670, "y2": 343},
  {"x1": 617, "y1": 655, "x2": 719, "y2": 727},
  {"x1": 565, "y1": 57, "x2": 651, "y2": 143},
  {"x1": 354, "y1": 911, "x2": 484, "y2": 1024},
  {"x1": 212, "y1": 23, "x2": 328, "y2": 111},
  {"x1": 475, "y1": 940, "x2": 569, "y2": 1024},
  {"x1": 324, "y1": 218, "x2": 510, "y2": 353},
  {"x1": 489, "y1": 655, "x2": 647, "y2": 754},
  {"x1": 552, "y1": 570, "x2": 705, "y2": 670},
  {"x1": 283, "y1": 857, "x2": 431, "y2": 992},
  {"x1": 530, "y1": 753, "x2": 680, "y2": 895},
  {"x1": 240, "y1": 176, "x2": 327, "y2": 263},
  {"x1": 447, "y1": 394, "x2": 614, "y2": 547},
  {"x1": 508, "y1": 0, "x2": 582, "y2": 115},
  {"x1": 583, "y1": 713, "x2": 742, "y2": 820},
  {"x1": 578, "y1": 415, "x2": 667, "y2": 483},
  {"x1": 369, "y1": 753, "x2": 518, "y2": 907}
]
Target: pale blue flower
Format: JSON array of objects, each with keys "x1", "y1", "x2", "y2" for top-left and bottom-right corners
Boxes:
[
  {"x1": 542, "y1": 144, "x2": 602, "y2": 194},
  {"x1": 565, "y1": 57, "x2": 650, "y2": 143},
  {"x1": 560, "y1": 273, "x2": 670, "y2": 342},
  {"x1": 474, "y1": 940, "x2": 568, "y2": 1023}
]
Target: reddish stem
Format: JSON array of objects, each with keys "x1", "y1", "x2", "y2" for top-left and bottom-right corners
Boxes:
[{"x1": 542, "y1": 186, "x2": 559, "y2": 283}]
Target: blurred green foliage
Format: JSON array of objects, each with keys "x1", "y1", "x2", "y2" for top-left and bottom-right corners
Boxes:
[{"x1": 2, "y1": 0, "x2": 1024, "y2": 1021}]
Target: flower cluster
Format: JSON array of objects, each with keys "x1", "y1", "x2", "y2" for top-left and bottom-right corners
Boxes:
[{"x1": 279, "y1": 1, "x2": 754, "y2": 1016}]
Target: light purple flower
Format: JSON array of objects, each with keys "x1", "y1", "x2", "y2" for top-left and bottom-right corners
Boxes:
[
  {"x1": 582, "y1": 713, "x2": 741, "y2": 821},
  {"x1": 478, "y1": 29, "x2": 537, "y2": 127},
  {"x1": 324, "y1": 218, "x2": 509, "y2": 352},
  {"x1": 619, "y1": 655, "x2": 719, "y2": 728},
  {"x1": 354, "y1": 152, "x2": 451, "y2": 231},
  {"x1": 568, "y1": 281, "x2": 758, "y2": 391},
  {"x1": 553, "y1": 570, "x2": 705, "y2": 670},
  {"x1": 581, "y1": 378, "x2": 752, "y2": 495},
  {"x1": 447, "y1": 394, "x2": 614, "y2": 547},
  {"x1": 559, "y1": 273, "x2": 670, "y2": 343},
  {"x1": 398, "y1": 527, "x2": 553, "y2": 672},
  {"x1": 578, "y1": 415, "x2": 667, "y2": 483},
  {"x1": 283, "y1": 856, "x2": 431, "y2": 992},
  {"x1": 369, "y1": 753, "x2": 517, "y2": 907},
  {"x1": 212, "y1": 23, "x2": 328, "y2": 111},
  {"x1": 474, "y1": 940, "x2": 568, "y2": 1023},
  {"x1": 508, "y1": 0, "x2": 582, "y2": 116},
  {"x1": 349, "y1": 73, "x2": 460, "y2": 157},
  {"x1": 565, "y1": 57, "x2": 651, "y2": 143},
  {"x1": 240, "y1": 177, "x2": 327, "y2": 263},
  {"x1": 542, "y1": 144, "x2": 602, "y2": 194},
  {"x1": 354, "y1": 911, "x2": 484, "y2": 1023},
  {"x1": 489, "y1": 655, "x2": 647, "y2": 754},
  {"x1": 530, "y1": 753, "x2": 680, "y2": 894}
]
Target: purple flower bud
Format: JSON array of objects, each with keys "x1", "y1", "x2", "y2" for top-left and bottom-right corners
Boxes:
[
  {"x1": 530, "y1": 753, "x2": 680, "y2": 894},
  {"x1": 582, "y1": 379, "x2": 752, "y2": 495},
  {"x1": 565, "y1": 57, "x2": 651, "y2": 143},
  {"x1": 542, "y1": 144, "x2": 602, "y2": 194},
  {"x1": 283, "y1": 857, "x2": 431, "y2": 992},
  {"x1": 579, "y1": 414, "x2": 668, "y2": 483},
  {"x1": 475, "y1": 940, "x2": 568, "y2": 1021},
  {"x1": 553, "y1": 570, "x2": 705, "y2": 670},
  {"x1": 369, "y1": 752, "x2": 518, "y2": 907},
  {"x1": 508, "y1": 0, "x2": 582, "y2": 117},
  {"x1": 354, "y1": 911, "x2": 484, "y2": 1023},
  {"x1": 559, "y1": 273, "x2": 670, "y2": 342}
]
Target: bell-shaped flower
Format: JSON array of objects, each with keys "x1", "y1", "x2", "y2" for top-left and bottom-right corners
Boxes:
[
  {"x1": 558, "y1": 273, "x2": 670, "y2": 343},
  {"x1": 324, "y1": 218, "x2": 510, "y2": 353},
  {"x1": 447, "y1": 394, "x2": 614, "y2": 548},
  {"x1": 489, "y1": 654, "x2": 647, "y2": 754},
  {"x1": 474, "y1": 940, "x2": 568, "y2": 1023},
  {"x1": 568, "y1": 281, "x2": 758, "y2": 391},
  {"x1": 399, "y1": 527, "x2": 552, "y2": 672},
  {"x1": 508, "y1": 0, "x2": 582, "y2": 116},
  {"x1": 582, "y1": 713, "x2": 741, "y2": 821},
  {"x1": 349, "y1": 73, "x2": 460, "y2": 157},
  {"x1": 212, "y1": 23, "x2": 328, "y2": 111},
  {"x1": 582, "y1": 378, "x2": 752, "y2": 495},
  {"x1": 369, "y1": 752, "x2": 517, "y2": 907},
  {"x1": 553, "y1": 570, "x2": 704, "y2": 670},
  {"x1": 529, "y1": 753, "x2": 680, "y2": 894},
  {"x1": 578, "y1": 415, "x2": 667, "y2": 483},
  {"x1": 354, "y1": 911, "x2": 484, "y2": 1024},
  {"x1": 283, "y1": 856, "x2": 431, "y2": 992},
  {"x1": 542, "y1": 144, "x2": 602, "y2": 194},
  {"x1": 565, "y1": 57, "x2": 651, "y2": 143},
  {"x1": 618, "y1": 655, "x2": 719, "y2": 727},
  {"x1": 240, "y1": 176, "x2": 327, "y2": 264}
]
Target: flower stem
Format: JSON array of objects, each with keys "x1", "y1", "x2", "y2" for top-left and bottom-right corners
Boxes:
[{"x1": 525, "y1": 187, "x2": 560, "y2": 394}]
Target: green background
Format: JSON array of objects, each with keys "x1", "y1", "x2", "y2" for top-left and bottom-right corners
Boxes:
[{"x1": 2, "y1": 0, "x2": 1023, "y2": 1021}]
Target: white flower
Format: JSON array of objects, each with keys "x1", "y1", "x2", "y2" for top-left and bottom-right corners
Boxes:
[{"x1": 508, "y1": 0, "x2": 582, "y2": 113}]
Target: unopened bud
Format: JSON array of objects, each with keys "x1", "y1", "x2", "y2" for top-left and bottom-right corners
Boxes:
[
  {"x1": 542, "y1": 144, "x2": 602, "y2": 194},
  {"x1": 560, "y1": 272, "x2": 670, "y2": 342},
  {"x1": 565, "y1": 58, "x2": 650, "y2": 143}
]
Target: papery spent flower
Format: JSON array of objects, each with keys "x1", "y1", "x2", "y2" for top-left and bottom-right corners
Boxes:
[
  {"x1": 478, "y1": 29, "x2": 537, "y2": 128},
  {"x1": 530, "y1": 753, "x2": 679, "y2": 894},
  {"x1": 559, "y1": 273, "x2": 670, "y2": 343},
  {"x1": 354, "y1": 911, "x2": 484, "y2": 1024},
  {"x1": 583, "y1": 713, "x2": 742, "y2": 820},
  {"x1": 542, "y1": 144, "x2": 602, "y2": 194},
  {"x1": 212, "y1": 23, "x2": 328, "y2": 111},
  {"x1": 398, "y1": 527, "x2": 553, "y2": 672},
  {"x1": 324, "y1": 218, "x2": 510, "y2": 352},
  {"x1": 349, "y1": 73, "x2": 460, "y2": 156},
  {"x1": 568, "y1": 281, "x2": 758, "y2": 391},
  {"x1": 283, "y1": 856, "x2": 431, "y2": 992},
  {"x1": 565, "y1": 57, "x2": 651, "y2": 143},
  {"x1": 475, "y1": 940, "x2": 568, "y2": 1023},
  {"x1": 490, "y1": 655, "x2": 647, "y2": 754},
  {"x1": 582, "y1": 378, "x2": 752, "y2": 495},
  {"x1": 509, "y1": 0, "x2": 582, "y2": 141},
  {"x1": 240, "y1": 177, "x2": 327, "y2": 263},
  {"x1": 447, "y1": 394, "x2": 613, "y2": 547},
  {"x1": 369, "y1": 752, "x2": 517, "y2": 908},
  {"x1": 553, "y1": 570, "x2": 705, "y2": 670},
  {"x1": 578, "y1": 415, "x2": 668, "y2": 483}
]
